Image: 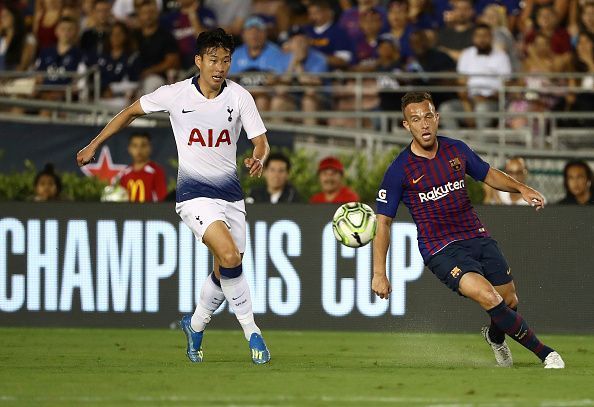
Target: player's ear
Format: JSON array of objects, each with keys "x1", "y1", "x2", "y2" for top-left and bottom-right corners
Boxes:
[
  {"x1": 194, "y1": 54, "x2": 202, "y2": 70},
  {"x1": 402, "y1": 120, "x2": 410, "y2": 131}
]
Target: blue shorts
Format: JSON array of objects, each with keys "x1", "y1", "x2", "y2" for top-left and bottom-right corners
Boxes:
[{"x1": 427, "y1": 237, "x2": 512, "y2": 294}]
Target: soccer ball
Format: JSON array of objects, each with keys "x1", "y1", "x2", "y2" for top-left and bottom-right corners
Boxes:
[{"x1": 332, "y1": 202, "x2": 377, "y2": 248}]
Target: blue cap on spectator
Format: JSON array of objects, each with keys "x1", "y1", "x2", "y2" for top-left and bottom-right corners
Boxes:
[{"x1": 244, "y1": 16, "x2": 266, "y2": 30}]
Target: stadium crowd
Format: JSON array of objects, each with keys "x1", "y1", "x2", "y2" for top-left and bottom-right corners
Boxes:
[{"x1": 0, "y1": 0, "x2": 593, "y2": 121}]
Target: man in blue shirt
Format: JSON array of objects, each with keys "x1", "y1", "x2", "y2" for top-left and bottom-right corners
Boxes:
[
  {"x1": 271, "y1": 26, "x2": 328, "y2": 125},
  {"x1": 35, "y1": 16, "x2": 83, "y2": 113},
  {"x1": 305, "y1": 0, "x2": 354, "y2": 70},
  {"x1": 229, "y1": 16, "x2": 286, "y2": 111}
]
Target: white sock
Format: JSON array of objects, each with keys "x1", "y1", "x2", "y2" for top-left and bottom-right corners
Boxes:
[
  {"x1": 190, "y1": 274, "x2": 225, "y2": 332},
  {"x1": 220, "y1": 273, "x2": 261, "y2": 341}
]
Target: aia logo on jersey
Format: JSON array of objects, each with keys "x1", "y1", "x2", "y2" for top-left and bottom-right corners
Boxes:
[
  {"x1": 187, "y1": 129, "x2": 231, "y2": 147},
  {"x1": 449, "y1": 157, "x2": 461, "y2": 171}
]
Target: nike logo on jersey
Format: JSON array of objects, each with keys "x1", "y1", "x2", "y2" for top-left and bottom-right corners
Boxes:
[
  {"x1": 412, "y1": 175, "x2": 425, "y2": 184},
  {"x1": 182, "y1": 108, "x2": 196, "y2": 113}
]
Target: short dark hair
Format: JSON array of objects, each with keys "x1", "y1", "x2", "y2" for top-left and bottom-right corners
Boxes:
[
  {"x1": 195, "y1": 28, "x2": 235, "y2": 57},
  {"x1": 265, "y1": 152, "x2": 291, "y2": 171},
  {"x1": 401, "y1": 92, "x2": 434, "y2": 113},
  {"x1": 34, "y1": 163, "x2": 62, "y2": 195},
  {"x1": 129, "y1": 132, "x2": 151, "y2": 143}
]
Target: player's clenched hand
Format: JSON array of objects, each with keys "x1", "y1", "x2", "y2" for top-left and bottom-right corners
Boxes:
[
  {"x1": 76, "y1": 144, "x2": 96, "y2": 167},
  {"x1": 520, "y1": 186, "x2": 545, "y2": 211},
  {"x1": 372, "y1": 274, "x2": 392, "y2": 299},
  {"x1": 244, "y1": 157, "x2": 263, "y2": 178}
]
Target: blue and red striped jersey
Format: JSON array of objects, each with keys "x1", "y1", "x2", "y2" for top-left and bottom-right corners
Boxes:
[{"x1": 376, "y1": 136, "x2": 491, "y2": 262}]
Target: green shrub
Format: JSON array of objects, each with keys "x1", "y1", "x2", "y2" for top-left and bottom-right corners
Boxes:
[{"x1": 0, "y1": 160, "x2": 106, "y2": 201}]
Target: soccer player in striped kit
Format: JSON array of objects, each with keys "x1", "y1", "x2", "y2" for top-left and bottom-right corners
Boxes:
[
  {"x1": 372, "y1": 92, "x2": 565, "y2": 369},
  {"x1": 77, "y1": 28, "x2": 271, "y2": 364}
]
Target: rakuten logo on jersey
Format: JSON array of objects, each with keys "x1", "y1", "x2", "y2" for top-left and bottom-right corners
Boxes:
[
  {"x1": 418, "y1": 180, "x2": 465, "y2": 202},
  {"x1": 187, "y1": 129, "x2": 231, "y2": 147}
]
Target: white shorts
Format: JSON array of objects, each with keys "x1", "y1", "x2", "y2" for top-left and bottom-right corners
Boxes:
[{"x1": 175, "y1": 197, "x2": 247, "y2": 253}]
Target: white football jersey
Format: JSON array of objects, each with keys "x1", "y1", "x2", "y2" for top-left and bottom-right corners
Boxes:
[{"x1": 139, "y1": 77, "x2": 267, "y2": 202}]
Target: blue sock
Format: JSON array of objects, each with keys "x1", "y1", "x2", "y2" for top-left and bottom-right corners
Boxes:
[
  {"x1": 487, "y1": 301, "x2": 553, "y2": 361},
  {"x1": 488, "y1": 305, "x2": 516, "y2": 344},
  {"x1": 219, "y1": 264, "x2": 242, "y2": 279}
]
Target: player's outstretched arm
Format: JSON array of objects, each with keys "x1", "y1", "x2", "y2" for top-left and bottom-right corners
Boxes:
[
  {"x1": 372, "y1": 214, "x2": 393, "y2": 299},
  {"x1": 483, "y1": 167, "x2": 545, "y2": 210},
  {"x1": 244, "y1": 134, "x2": 270, "y2": 178},
  {"x1": 76, "y1": 100, "x2": 146, "y2": 167}
]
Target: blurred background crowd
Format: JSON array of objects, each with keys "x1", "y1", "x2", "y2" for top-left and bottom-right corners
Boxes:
[{"x1": 0, "y1": 0, "x2": 593, "y2": 206}]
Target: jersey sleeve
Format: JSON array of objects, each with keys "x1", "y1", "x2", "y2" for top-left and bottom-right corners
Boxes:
[
  {"x1": 139, "y1": 85, "x2": 172, "y2": 114},
  {"x1": 238, "y1": 87, "x2": 267, "y2": 139},
  {"x1": 375, "y1": 162, "x2": 404, "y2": 218},
  {"x1": 459, "y1": 141, "x2": 490, "y2": 181}
]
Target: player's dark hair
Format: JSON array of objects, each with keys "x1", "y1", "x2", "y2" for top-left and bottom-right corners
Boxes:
[
  {"x1": 265, "y1": 152, "x2": 291, "y2": 171},
  {"x1": 401, "y1": 92, "x2": 434, "y2": 113},
  {"x1": 128, "y1": 132, "x2": 151, "y2": 143},
  {"x1": 562, "y1": 160, "x2": 594, "y2": 199},
  {"x1": 195, "y1": 28, "x2": 235, "y2": 57},
  {"x1": 34, "y1": 163, "x2": 62, "y2": 196}
]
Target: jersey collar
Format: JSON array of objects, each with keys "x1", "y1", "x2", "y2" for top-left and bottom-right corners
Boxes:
[{"x1": 192, "y1": 75, "x2": 227, "y2": 98}]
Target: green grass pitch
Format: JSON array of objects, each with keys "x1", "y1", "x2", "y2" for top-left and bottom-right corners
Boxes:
[{"x1": 1, "y1": 328, "x2": 593, "y2": 406}]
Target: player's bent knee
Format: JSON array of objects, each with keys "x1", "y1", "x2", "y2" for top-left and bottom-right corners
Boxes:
[
  {"x1": 479, "y1": 289, "x2": 504, "y2": 309},
  {"x1": 219, "y1": 251, "x2": 241, "y2": 269}
]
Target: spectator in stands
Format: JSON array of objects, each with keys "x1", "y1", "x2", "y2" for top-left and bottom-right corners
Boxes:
[
  {"x1": 439, "y1": 23, "x2": 511, "y2": 130},
  {"x1": 407, "y1": 30, "x2": 457, "y2": 108},
  {"x1": 479, "y1": 4, "x2": 521, "y2": 71},
  {"x1": 163, "y1": 0, "x2": 216, "y2": 70},
  {"x1": 270, "y1": 26, "x2": 327, "y2": 125},
  {"x1": 134, "y1": 0, "x2": 179, "y2": 94},
  {"x1": 339, "y1": 0, "x2": 388, "y2": 42},
  {"x1": 310, "y1": 156, "x2": 359, "y2": 204},
  {"x1": 119, "y1": 132, "x2": 167, "y2": 203},
  {"x1": 408, "y1": 0, "x2": 442, "y2": 32},
  {"x1": 230, "y1": 16, "x2": 287, "y2": 111},
  {"x1": 437, "y1": 0, "x2": 475, "y2": 61},
  {"x1": 204, "y1": 0, "x2": 251, "y2": 37},
  {"x1": 519, "y1": 0, "x2": 570, "y2": 35},
  {"x1": 352, "y1": 7, "x2": 384, "y2": 69},
  {"x1": 112, "y1": 0, "x2": 165, "y2": 28},
  {"x1": 35, "y1": 16, "x2": 83, "y2": 106},
  {"x1": 33, "y1": 163, "x2": 62, "y2": 201},
  {"x1": 577, "y1": 2, "x2": 594, "y2": 42},
  {"x1": 305, "y1": 0, "x2": 354, "y2": 70},
  {"x1": 247, "y1": 152, "x2": 301, "y2": 203},
  {"x1": 558, "y1": 160, "x2": 594, "y2": 205},
  {"x1": 0, "y1": 6, "x2": 37, "y2": 71},
  {"x1": 484, "y1": 157, "x2": 530, "y2": 205},
  {"x1": 33, "y1": 0, "x2": 62, "y2": 51},
  {"x1": 375, "y1": 34, "x2": 409, "y2": 116},
  {"x1": 565, "y1": 33, "x2": 594, "y2": 124},
  {"x1": 80, "y1": 0, "x2": 112, "y2": 61},
  {"x1": 251, "y1": 0, "x2": 292, "y2": 40},
  {"x1": 385, "y1": 0, "x2": 415, "y2": 61},
  {"x1": 96, "y1": 22, "x2": 138, "y2": 107},
  {"x1": 524, "y1": 5, "x2": 571, "y2": 60},
  {"x1": 474, "y1": 0, "x2": 521, "y2": 32}
]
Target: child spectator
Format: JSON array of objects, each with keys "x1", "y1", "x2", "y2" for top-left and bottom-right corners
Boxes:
[
  {"x1": 118, "y1": 132, "x2": 167, "y2": 203},
  {"x1": 33, "y1": 163, "x2": 62, "y2": 201}
]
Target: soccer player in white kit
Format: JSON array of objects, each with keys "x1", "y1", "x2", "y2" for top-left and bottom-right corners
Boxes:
[{"x1": 77, "y1": 28, "x2": 271, "y2": 364}]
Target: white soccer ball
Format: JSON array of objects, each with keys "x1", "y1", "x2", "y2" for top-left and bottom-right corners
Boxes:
[{"x1": 332, "y1": 202, "x2": 377, "y2": 248}]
